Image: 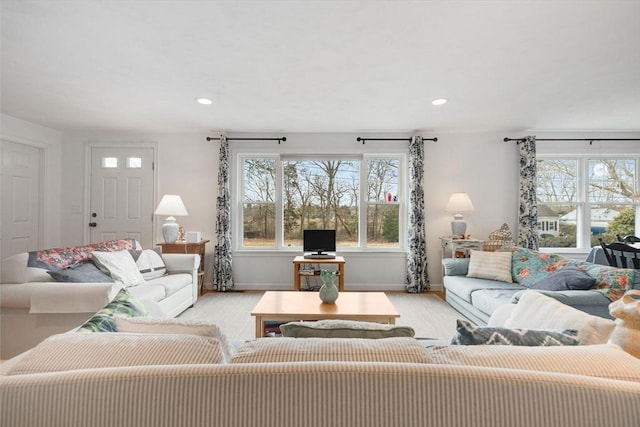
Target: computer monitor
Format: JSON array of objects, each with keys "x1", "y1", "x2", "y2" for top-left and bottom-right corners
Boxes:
[{"x1": 303, "y1": 229, "x2": 336, "y2": 256}]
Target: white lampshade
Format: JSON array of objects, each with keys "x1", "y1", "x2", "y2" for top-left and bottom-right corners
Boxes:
[
  {"x1": 445, "y1": 193, "x2": 475, "y2": 237},
  {"x1": 154, "y1": 195, "x2": 188, "y2": 243}
]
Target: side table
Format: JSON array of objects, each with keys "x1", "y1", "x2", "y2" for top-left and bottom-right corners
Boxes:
[
  {"x1": 439, "y1": 236, "x2": 484, "y2": 259},
  {"x1": 158, "y1": 239, "x2": 210, "y2": 295}
]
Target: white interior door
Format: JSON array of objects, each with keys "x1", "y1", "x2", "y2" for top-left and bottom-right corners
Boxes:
[
  {"x1": 89, "y1": 147, "x2": 154, "y2": 247},
  {"x1": 1, "y1": 140, "x2": 42, "y2": 258}
]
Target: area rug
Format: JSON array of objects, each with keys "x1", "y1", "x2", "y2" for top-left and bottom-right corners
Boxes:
[{"x1": 179, "y1": 291, "x2": 466, "y2": 341}]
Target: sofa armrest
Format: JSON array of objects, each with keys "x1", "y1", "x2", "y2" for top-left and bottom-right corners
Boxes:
[
  {"x1": 162, "y1": 254, "x2": 199, "y2": 274},
  {"x1": 442, "y1": 258, "x2": 470, "y2": 276}
]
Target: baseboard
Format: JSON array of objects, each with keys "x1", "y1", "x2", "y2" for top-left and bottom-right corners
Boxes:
[{"x1": 228, "y1": 283, "x2": 444, "y2": 292}]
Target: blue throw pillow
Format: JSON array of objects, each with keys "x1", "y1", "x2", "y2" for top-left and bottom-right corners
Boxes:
[
  {"x1": 47, "y1": 262, "x2": 114, "y2": 283},
  {"x1": 530, "y1": 265, "x2": 596, "y2": 291},
  {"x1": 451, "y1": 319, "x2": 579, "y2": 346}
]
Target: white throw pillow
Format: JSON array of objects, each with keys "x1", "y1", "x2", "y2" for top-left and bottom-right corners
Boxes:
[
  {"x1": 466, "y1": 250, "x2": 513, "y2": 283},
  {"x1": 115, "y1": 317, "x2": 236, "y2": 361},
  {"x1": 92, "y1": 250, "x2": 145, "y2": 287},
  {"x1": 130, "y1": 248, "x2": 167, "y2": 280},
  {"x1": 503, "y1": 290, "x2": 615, "y2": 345}
]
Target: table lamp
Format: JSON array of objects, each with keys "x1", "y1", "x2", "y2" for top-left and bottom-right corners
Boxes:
[
  {"x1": 154, "y1": 195, "x2": 189, "y2": 243},
  {"x1": 445, "y1": 192, "x2": 475, "y2": 237}
]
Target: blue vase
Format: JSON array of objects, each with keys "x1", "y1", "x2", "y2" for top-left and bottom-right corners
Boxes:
[{"x1": 319, "y1": 270, "x2": 339, "y2": 304}]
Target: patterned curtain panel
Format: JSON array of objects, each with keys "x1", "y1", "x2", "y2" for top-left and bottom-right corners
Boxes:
[
  {"x1": 406, "y1": 135, "x2": 429, "y2": 293},
  {"x1": 518, "y1": 136, "x2": 539, "y2": 250},
  {"x1": 213, "y1": 135, "x2": 234, "y2": 291}
]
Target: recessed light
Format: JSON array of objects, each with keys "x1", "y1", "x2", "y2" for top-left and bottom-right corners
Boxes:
[
  {"x1": 196, "y1": 97, "x2": 213, "y2": 105},
  {"x1": 431, "y1": 98, "x2": 447, "y2": 106}
]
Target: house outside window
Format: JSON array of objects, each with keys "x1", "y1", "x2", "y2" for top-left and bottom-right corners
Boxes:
[
  {"x1": 536, "y1": 152, "x2": 638, "y2": 250},
  {"x1": 237, "y1": 153, "x2": 406, "y2": 251}
]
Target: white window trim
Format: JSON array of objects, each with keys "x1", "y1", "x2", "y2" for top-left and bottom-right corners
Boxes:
[
  {"x1": 232, "y1": 150, "x2": 408, "y2": 252},
  {"x1": 537, "y1": 141, "x2": 640, "y2": 252}
]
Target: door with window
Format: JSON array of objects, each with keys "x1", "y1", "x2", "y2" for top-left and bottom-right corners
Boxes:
[
  {"x1": 89, "y1": 147, "x2": 155, "y2": 247},
  {"x1": 1, "y1": 140, "x2": 42, "y2": 257}
]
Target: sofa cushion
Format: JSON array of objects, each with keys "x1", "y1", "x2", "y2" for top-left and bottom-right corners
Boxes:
[
  {"x1": 230, "y1": 337, "x2": 432, "y2": 364},
  {"x1": 451, "y1": 319, "x2": 579, "y2": 346},
  {"x1": 470, "y1": 288, "x2": 520, "y2": 317},
  {"x1": 92, "y1": 250, "x2": 145, "y2": 287},
  {"x1": 126, "y1": 284, "x2": 166, "y2": 302},
  {"x1": 129, "y1": 248, "x2": 167, "y2": 280},
  {"x1": 77, "y1": 289, "x2": 148, "y2": 332},
  {"x1": 425, "y1": 344, "x2": 640, "y2": 382},
  {"x1": 467, "y1": 250, "x2": 513, "y2": 282},
  {"x1": 4, "y1": 332, "x2": 226, "y2": 375},
  {"x1": 444, "y1": 275, "x2": 523, "y2": 304},
  {"x1": 511, "y1": 247, "x2": 568, "y2": 287},
  {"x1": 503, "y1": 290, "x2": 615, "y2": 345},
  {"x1": 530, "y1": 265, "x2": 596, "y2": 291},
  {"x1": 1, "y1": 252, "x2": 53, "y2": 283},
  {"x1": 279, "y1": 319, "x2": 415, "y2": 338},
  {"x1": 114, "y1": 317, "x2": 236, "y2": 361},
  {"x1": 47, "y1": 262, "x2": 114, "y2": 283},
  {"x1": 510, "y1": 289, "x2": 613, "y2": 319},
  {"x1": 145, "y1": 273, "x2": 192, "y2": 296}
]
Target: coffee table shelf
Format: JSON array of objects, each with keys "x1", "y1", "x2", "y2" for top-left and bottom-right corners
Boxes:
[{"x1": 251, "y1": 291, "x2": 399, "y2": 338}]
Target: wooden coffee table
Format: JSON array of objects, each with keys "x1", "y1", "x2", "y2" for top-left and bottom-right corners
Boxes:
[{"x1": 251, "y1": 291, "x2": 400, "y2": 338}]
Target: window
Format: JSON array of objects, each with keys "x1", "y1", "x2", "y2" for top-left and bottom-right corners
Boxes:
[
  {"x1": 238, "y1": 154, "x2": 405, "y2": 250},
  {"x1": 537, "y1": 155, "x2": 638, "y2": 250},
  {"x1": 102, "y1": 157, "x2": 118, "y2": 168}
]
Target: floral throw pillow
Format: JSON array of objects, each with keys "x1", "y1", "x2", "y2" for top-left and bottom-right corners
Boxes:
[
  {"x1": 511, "y1": 247, "x2": 568, "y2": 287},
  {"x1": 566, "y1": 259, "x2": 635, "y2": 301},
  {"x1": 77, "y1": 289, "x2": 147, "y2": 332}
]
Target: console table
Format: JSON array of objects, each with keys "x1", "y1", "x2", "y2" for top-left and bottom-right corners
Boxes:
[
  {"x1": 293, "y1": 256, "x2": 345, "y2": 291},
  {"x1": 439, "y1": 236, "x2": 484, "y2": 259},
  {"x1": 158, "y1": 239, "x2": 209, "y2": 295}
]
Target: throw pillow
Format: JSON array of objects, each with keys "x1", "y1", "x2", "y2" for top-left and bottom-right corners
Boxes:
[
  {"x1": 511, "y1": 247, "x2": 568, "y2": 287},
  {"x1": 129, "y1": 248, "x2": 167, "y2": 280},
  {"x1": 441, "y1": 258, "x2": 470, "y2": 276},
  {"x1": 279, "y1": 319, "x2": 415, "y2": 338},
  {"x1": 466, "y1": 250, "x2": 513, "y2": 282},
  {"x1": 77, "y1": 289, "x2": 148, "y2": 332},
  {"x1": 5, "y1": 332, "x2": 225, "y2": 375},
  {"x1": 47, "y1": 262, "x2": 114, "y2": 283},
  {"x1": 115, "y1": 317, "x2": 236, "y2": 361},
  {"x1": 451, "y1": 319, "x2": 579, "y2": 346},
  {"x1": 566, "y1": 259, "x2": 635, "y2": 301},
  {"x1": 91, "y1": 249, "x2": 145, "y2": 286},
  {"x1": 530, "y1": 265, "x2": 596, "y2": 291},
  {"x1": 230, "y1": 337, "x2": 432, "y2": 364},
  {"x1": 502, "y1": 290, "x2": 615, "y2": 345},
  {"x1": 425, "y1": 344, "x2": 640, "y2": 382}
]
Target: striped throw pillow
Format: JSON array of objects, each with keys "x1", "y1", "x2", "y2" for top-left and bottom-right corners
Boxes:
[{"x1": 467, "y1": 250, "x2": 513, "y2": 282}]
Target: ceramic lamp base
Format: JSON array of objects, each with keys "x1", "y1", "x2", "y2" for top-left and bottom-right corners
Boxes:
[
  {"x1": 162, "y1": 216, "x2": 179, "y2": 243},
  {"x1": 451, "y1": 220, "x2": 467, "y2": 237}
]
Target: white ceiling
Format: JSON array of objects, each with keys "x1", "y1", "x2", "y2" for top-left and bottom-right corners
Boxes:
[{"x1": 1, "y1": 0, "x2": 639, "y2": 134}]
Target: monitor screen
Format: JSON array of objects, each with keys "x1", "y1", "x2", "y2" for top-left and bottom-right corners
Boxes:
[{"x1": 303, "y1": 229, "x2": 336, "y2": 254}]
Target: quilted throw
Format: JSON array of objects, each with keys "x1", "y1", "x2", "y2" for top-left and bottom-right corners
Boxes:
[{"x1": 27, "y1": 239, "x2": 136, "y2": 270}]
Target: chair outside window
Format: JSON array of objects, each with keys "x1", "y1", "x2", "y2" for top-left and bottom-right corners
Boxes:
[
  {"x1": 599, "y1": 238, "x2": 640, "y2": 269},
  {"x1": 616, "y1": 234, "x2": 640, "y2": 244}
]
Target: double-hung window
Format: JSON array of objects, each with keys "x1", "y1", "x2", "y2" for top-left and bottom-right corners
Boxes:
[
  {"x1": 238, "y1": 153, "x2": 405, "y2": 250},
  {"x1": 537, "y1": 150, "x2": 638, "y2": 250}
]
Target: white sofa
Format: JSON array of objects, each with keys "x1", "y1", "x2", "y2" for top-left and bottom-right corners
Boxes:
[{"x1": 0, "y1": 241, "x2": 199, "y2": 359}]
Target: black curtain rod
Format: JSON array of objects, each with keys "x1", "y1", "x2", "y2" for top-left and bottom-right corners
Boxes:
[
  {"x1": 206, "y1": 136, "x2": 287, "y2": 144},
  {"x1": 504, "y1": 137, "x2": 640, "y2": 145},
  {"x1": 356, "y1": 137, "x2": 438, "y2": 144}
]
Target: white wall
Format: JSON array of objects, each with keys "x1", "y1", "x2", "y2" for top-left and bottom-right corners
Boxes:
[
  {"x1": 0, "y1": 114, "x2": 63, "y2": 259},
  {"x1": 55, "y1": 128, "x2": 640, "y2": 291}
]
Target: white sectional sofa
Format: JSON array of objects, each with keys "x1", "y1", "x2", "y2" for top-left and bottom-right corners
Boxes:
[{"x1": 0, "y1": 239, "x2": 199, "y2": 359}]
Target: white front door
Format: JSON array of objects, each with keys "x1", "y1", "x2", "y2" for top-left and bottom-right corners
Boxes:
[
  {"x1": 1, "y1": 140, "x2": 42, "y2": 257},
  {"x1": 89, "y1": 147, "x2": 155, "y2": 247}
]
